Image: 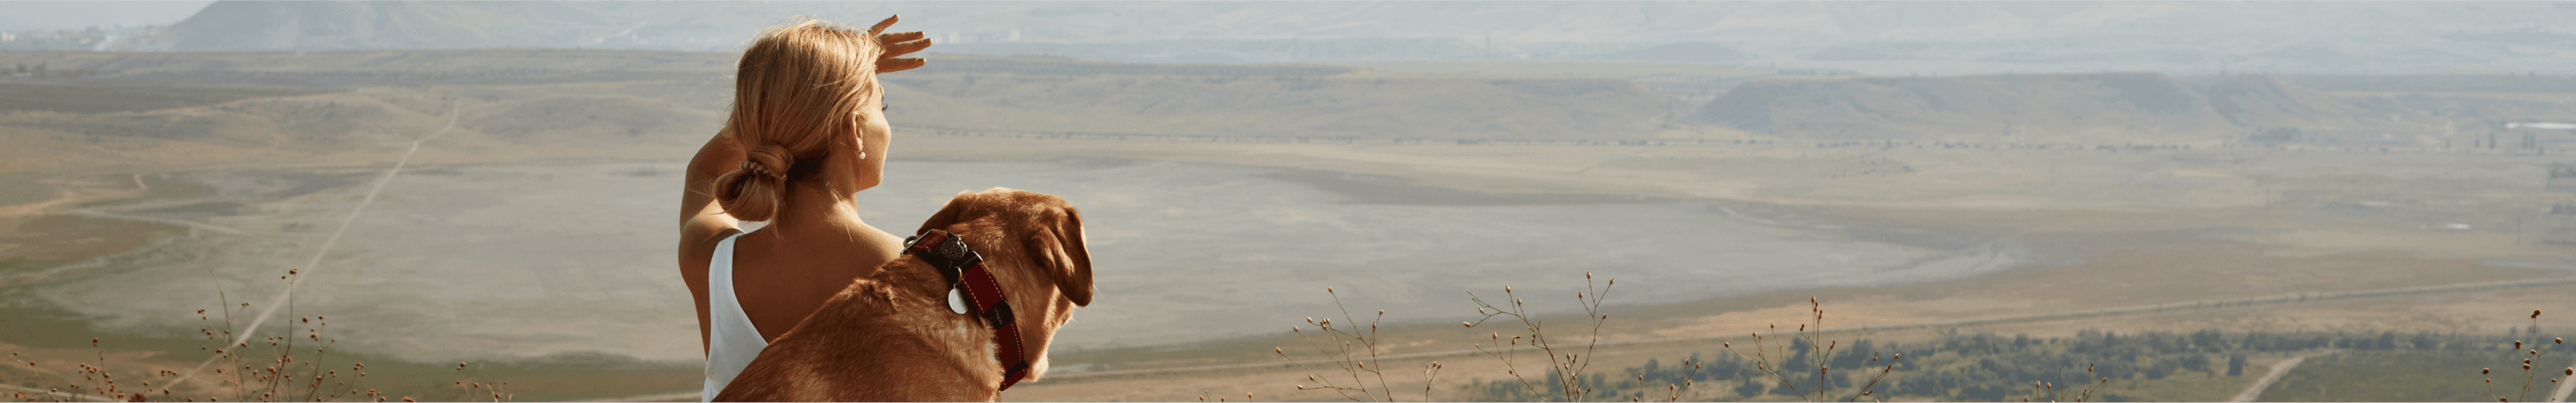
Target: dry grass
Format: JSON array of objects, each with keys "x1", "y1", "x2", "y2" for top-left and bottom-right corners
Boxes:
[
  {"x1": 0, "y1": 302, "x2": 382, "y2": 402},
  {"x1": 0, "y1": 253, "x2": 508, "y2": 402},
  {"x1": 1271, "y1": 286, "x2": 1444, "y2": 402},
  {"x1": 2487, "y1": 309, "x2": 2565, "y2": 403},
  {"x1": 1457, "y1": 272, "x2": 1617, "y2": 402},
  {"x1": 1260, "y1": 280, "x2": 2349, "y2": 403},
  {"x1": 1271, "y1": 273, "x2": 1634, "y2": 402},
  {"x1": 1715, "y1": 296, "x2": 1900, "y2": 402},
  {"x1": 2019, "y1": 363, "x2": 2110, "y2": 403},
  {"x1": 1267, "y1": 275, "x2": 1953, "y2": 403}
]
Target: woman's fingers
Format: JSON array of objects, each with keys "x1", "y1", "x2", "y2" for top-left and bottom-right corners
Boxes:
[
  {"x1": 867, "y1": 15, "x2": 931, "y2": 74},
  {"x1": 881, "y1": 36, "x2": 932, "y2": 58},
  {"x1": 879, "y1": 31, "x2": 926, "y2": 46},
  {"x1": 877, "y1": 58, "x2": 926, "y2": 74},
  {"x1": 881, "y1": 37, "x2": 932, "y2": 56},
  {"x1": 867, "y1": 15, "x2": 901, "y2": 36}
]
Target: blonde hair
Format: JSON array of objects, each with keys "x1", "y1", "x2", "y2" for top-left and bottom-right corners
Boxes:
[{"x1": 713, "y1": 17, "x2": 883, "y2": 222}]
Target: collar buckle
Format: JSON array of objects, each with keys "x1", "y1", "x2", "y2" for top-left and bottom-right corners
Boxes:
[{"x1": 904, "y1": 229, "x2": 1032, "y2": 390}]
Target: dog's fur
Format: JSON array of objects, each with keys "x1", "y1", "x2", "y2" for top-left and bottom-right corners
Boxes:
[{"x1": 715, "y1": 188, "x2": 1093, "y2": 402}]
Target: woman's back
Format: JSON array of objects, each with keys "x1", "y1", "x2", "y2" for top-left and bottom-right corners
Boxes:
[
  {"x1": 723, "y1": 227, "x2": 904, "y2": 341},
  {"x1": 676, "y1": 15, "x2": 932, "y2": 400},
  {"x1": 694, "y1": 227, "x2": 902, "y2": 400}
]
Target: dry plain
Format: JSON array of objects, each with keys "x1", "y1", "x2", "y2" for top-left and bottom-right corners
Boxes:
[
  {"x1": 2, "y1": 50, "x2": 2575, "y2": 401},
  {"x1": 9, "y1": 132, "x2": 2573, "y2": 401}
]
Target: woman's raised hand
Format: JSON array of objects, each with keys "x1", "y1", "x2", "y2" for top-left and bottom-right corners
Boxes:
[{"x1": 869, "y1": 15, "x2": 932, "y2": 74}]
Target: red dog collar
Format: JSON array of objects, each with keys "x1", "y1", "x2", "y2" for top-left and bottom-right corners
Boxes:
[{"x1": 904, "y1": 229, "x2": 1033, "y2": 390}]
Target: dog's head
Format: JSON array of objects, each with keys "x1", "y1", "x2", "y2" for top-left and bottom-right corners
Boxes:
[{"x1": 916, "y1": 187, "x2": 1091, "y2": 380}]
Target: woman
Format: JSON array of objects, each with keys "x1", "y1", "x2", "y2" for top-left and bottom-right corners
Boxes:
[{"x1": 676, "y1": 16, "x2": 930, "y2": 401}]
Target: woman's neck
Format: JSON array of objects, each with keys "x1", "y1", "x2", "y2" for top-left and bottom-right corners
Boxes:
[{"x1": 761, "y1": 178, "x2": 881, "y2": 245}]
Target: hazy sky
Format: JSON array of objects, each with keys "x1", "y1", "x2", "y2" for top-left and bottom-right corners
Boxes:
[
  {"x1": 11, "y1": 1, "x2": 2576, "y2": 74},
  {"x1": 0, "y1": 1, "x2": 213, "y2": 31}
]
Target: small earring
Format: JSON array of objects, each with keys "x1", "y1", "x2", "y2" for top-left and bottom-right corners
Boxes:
[{"x1": 859, "y1": 152, "x2": 868, "y2": 160}]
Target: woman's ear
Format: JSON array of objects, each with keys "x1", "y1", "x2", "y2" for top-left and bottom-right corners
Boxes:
[
  {"x1": 860, "y1": 112, "x2": 881, "y2": 160},
  {"x1": 916, "y1": 190, "x2": 979, "y2": 235}
]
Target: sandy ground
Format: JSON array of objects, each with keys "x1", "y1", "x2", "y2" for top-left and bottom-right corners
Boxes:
[
  {"x1": 7, "y1": 132, "x2": 2575, "y2": 401},
  {"x1": 1000, "y1": 261, "x2": 2576, "y2": 402},
  {"x1": 11, "y1": 154, "x2": 2025, "y2": 363}
]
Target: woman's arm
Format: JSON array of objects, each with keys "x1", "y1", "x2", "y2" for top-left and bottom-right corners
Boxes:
[
  {"x1": 680, "y1": 126, "x2": 745, "y2": 355},
  {"x1": 681, "y1": 126, "x2": 746, "y2": 243}
]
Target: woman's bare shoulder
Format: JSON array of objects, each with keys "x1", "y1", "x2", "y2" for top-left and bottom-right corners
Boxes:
[
  {"x1": 679, "y1": 221, "x2": 742, "y2": 271},
  {"x1": 681, "y1": 127, "x2": 745, "y2": 270}
]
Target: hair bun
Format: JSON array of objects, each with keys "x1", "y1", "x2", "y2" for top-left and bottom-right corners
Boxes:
[
  {"x1": 715, "y1": 143, "x2": 798, "y2": 222},
  {"x1": 741, "y1": 143, "x2": 794, "y2": 178}
]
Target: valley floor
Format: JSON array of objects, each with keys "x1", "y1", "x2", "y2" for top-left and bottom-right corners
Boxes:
[{"x1": 3, "y1": 131, "x2": 2573, "y2": 402}]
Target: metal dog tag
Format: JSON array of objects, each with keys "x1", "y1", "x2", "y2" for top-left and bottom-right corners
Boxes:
[{"x1": 947, "y1": 287, "x2": 971, "y2": 314}]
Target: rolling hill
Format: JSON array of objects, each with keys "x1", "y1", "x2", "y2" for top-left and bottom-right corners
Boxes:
[
  {"x1": 1696, "y1": 72, "x2": 2479, "y2": 143},
  {"x1": 36, "y1": 1, "x2": 2557, "y2": 74}
]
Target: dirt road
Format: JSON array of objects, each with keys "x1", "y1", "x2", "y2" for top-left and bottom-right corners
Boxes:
[{"x1": 2230, "y1": 351, "x2": 2334, "y2": 402}]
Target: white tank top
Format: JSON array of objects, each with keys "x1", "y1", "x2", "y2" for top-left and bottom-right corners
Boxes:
[{"x1": 702, "y1": 233, "x2": 768, "y2": 402}]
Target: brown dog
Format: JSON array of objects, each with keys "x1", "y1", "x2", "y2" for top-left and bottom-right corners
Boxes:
[{"x1": 716, "y1": 188, "x2": 1093, "y2": 402}]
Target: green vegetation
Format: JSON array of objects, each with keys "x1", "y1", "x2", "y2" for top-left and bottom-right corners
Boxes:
[
  {"x1": 2263, "y1": 350, "x2": 2574, "y2": 402},
  {"x1": 1467, "y1": 329, "x2": 2567, "y2": 402}
]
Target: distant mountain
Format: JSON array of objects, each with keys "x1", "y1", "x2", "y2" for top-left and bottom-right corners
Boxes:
[
  {"x1": 1588, "y1": 42, "x2": 1752, "y2": 63},
  {"x1": 103, "y1": 1, "x2": 2576, "y2": 74},
  {"x1": 1699, "y1": 72, "x2": 2404, "y2": 143},
  {"x1": 173, "y1": 1, "x2": 615, "y2": 51}
]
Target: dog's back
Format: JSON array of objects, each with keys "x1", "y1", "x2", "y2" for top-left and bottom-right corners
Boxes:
[{"x1": 716, "y1": 188, "x2": 1091, "y2": 402}]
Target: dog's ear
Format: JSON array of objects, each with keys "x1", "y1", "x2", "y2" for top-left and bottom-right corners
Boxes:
[
  {"x1": 916, "y1": 190, "x2": 979, "y2": 235},
  {"x1": 1026, "y1": 203, "x2": 1093, "y2": 306}
]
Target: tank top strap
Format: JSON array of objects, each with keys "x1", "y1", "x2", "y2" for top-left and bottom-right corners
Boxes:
[{"x1": 704, "y1": 232, "x2": 767, "y2": 402}]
